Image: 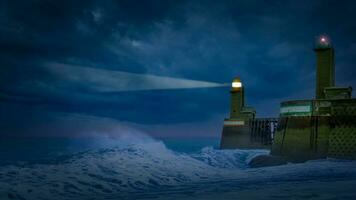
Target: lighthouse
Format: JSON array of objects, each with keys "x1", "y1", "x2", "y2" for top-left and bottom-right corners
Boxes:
[
  {"x1": 314, "y1": 36, "x2": 335, "y2": 99},
  {"x1": 271, "y1": 35, "x2": 356, "y2": 161},
  {"x1": 220, "y1": 77, "x2": 256, "y2": 149}
]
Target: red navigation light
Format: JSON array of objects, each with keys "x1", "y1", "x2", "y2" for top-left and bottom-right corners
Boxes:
[{"x1": 319, "y1": 35, "x2": 330, "y2": 45}]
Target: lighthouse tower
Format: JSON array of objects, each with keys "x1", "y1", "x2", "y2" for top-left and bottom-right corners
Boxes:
[
  {"x1": 220, "y1": 77, "x2": 256, "y2": 149},
  {"x1": 314, "y1": 36, "x2": 335, "y2": 99},
  {"x1": 230, "y1": 78, "x2": 244, "y2": 118}
]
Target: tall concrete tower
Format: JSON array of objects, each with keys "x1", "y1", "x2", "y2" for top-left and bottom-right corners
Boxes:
[
  {"x1": 315, "y1": 36, "x2": 335, "y2": 99},
  {"x1": 230, "y1": 78, "x2": 244, "y2": 118}
]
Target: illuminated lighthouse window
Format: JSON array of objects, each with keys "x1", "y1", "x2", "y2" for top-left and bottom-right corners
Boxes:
[{"x1": 232, "y1": 81, "x2": 242, "y2": 88}]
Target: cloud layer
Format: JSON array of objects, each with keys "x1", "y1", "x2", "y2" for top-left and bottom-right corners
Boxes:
[{"x1": 1, "y1": 0, "x2": 356, "y2": 137}]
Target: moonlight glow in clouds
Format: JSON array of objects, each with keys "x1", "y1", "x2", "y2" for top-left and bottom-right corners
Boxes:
[{"x1": 46, "y1": 63, "x2": 229, "y2": 92}]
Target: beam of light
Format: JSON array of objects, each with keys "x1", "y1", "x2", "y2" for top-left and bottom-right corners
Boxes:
[{"x1": 46, "y1": 63, "x2": 229, "y2": 92}]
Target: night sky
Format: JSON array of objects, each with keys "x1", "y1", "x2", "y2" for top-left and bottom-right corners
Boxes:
[{"x1": 1, "y1": 0, "x2": 356, "y2": 138}]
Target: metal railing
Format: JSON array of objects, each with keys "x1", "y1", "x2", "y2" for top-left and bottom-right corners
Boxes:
[{"x1": 249, "y1": 118, "x2": 278, "y2": 145}]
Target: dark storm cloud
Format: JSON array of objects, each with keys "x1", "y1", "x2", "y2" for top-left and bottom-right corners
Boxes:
[{"x1": 1, "y1": 0, "x2": 356, "y2": 137}]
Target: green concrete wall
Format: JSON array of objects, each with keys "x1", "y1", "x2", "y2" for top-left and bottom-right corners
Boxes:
[
  {"x1": 230, "y1": 88, "x2": 244, "y2": 118},
  {"x1": 272, "y1": 99, "x2": 356, "y2": 162},
  {"x1": 315, "y1": 117, "x2": 330, "y2": 158},
  {"x1": 272, "y1": 117, "x2": 313, "y2": 162},
  {"x1": 220, "y1": 124, "x2": 271, "y2": 149},
  {"x1": 271, "y1": 116, "x2": 331, "y2": 162},
  {"x1": 220, "y1": 125, "x2": 251, "y2": 149}
]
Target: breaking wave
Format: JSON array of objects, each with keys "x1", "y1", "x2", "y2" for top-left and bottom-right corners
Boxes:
[{"x1": 1, "y1": 133, "x2": 356, "y2": 200}]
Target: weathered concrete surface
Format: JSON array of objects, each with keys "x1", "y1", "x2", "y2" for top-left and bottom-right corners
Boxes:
[
  {"x1": 220, "y1": 124, "x2": 272, "y2": 149},
  {"x1": 271, "y1": 116, "x2": 331, "y2": 162},
  {"x1": 220, "y1": 125, "x2": 251, "y2": 149},
  {"x1": 271, "y1": 99, "x2": 356, "y2": 162}
]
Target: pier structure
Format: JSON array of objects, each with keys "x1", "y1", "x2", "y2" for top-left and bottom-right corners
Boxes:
[
  {"x1": 220, "y1": 36, "x2": 356, "y2": 162},
  {"x1": 272, "y1": 36, "x2": 356, "y2": 161},
  {"x1": 220, "y1": 78, "x2": 277, "y2": 149}
]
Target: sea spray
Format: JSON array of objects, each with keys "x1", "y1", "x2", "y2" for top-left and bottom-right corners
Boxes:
[{"x1": 1, "y1": 133, "x2": 356, "y2": 200}]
